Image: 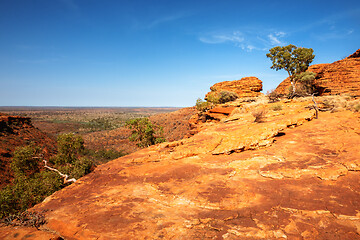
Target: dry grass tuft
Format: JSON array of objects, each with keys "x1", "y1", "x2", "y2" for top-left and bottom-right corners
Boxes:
[{"x1": 252, "y1": 108, "x2": 267, "y2": 123}]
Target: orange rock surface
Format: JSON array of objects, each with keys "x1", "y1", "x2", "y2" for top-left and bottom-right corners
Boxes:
[
  {"x1": 276, "y1": 49, "x2": 360, "y2": 96},
  {"x1": 206, "y1": 77, "x2": 263, "y2": 99},
  {"x1": 2, "y1": 97, "x2": 360, "y2": 239}
]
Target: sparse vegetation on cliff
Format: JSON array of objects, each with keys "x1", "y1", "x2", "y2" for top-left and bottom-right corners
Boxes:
[
  {"x1": 0, "y1": 132, "x2": 125, "y2": 219},
  {"x1": 218, "y1": 90, "x2": 238, "y2": 103},
  {"x1": 195, "y1": 98, "x2": 211, "y2": 112},
  {"x1": 195, "y1": 91, "x2": 239, "y2": 114}
]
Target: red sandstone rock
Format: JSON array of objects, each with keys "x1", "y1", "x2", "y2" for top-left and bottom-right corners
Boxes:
[
  {"x1": 206, "y1": 77, "x2": 263, "y2": 99},
  {"x1": 0, "y1": 226, "x2": 61, "y2": 240},
  {"x1": 206, "y1": 106, "x2": 236, "y2": 121},
  {"x1": 2, "y1": 98, "x2": 360, "y2": 239},
  {"x1": 276, "y1": 49, "x2": 360, "y2": 96}
]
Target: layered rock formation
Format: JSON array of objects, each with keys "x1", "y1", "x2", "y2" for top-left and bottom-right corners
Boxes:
[
  {"x1": 206, "y1": 77, "x2": 263, "y2": 99},
  {"x1": 276, "y1": 49, "x2": 360, "y2": 96},
  {"x1": 2, "y1": 97, "x2": 360, "y2": 239}
]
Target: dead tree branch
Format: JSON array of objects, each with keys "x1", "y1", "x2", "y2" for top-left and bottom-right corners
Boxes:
[
  {"x1": 312, "y1": 93, "x2": 319, "y2": 119},
  {"x1": 43, "y1": 160, "x2": 76, "y2": 183}
]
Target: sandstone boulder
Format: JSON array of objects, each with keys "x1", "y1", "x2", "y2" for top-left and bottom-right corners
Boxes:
[
  {"x1": 275, "y1": 49, "x2": 360, "y2": 96},
  {"x1": 206, "y1": 77, "x2": 263, "y2": 100}
]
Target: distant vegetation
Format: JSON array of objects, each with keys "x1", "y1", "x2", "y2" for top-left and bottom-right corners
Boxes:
[
  {"x1": 0, "y1": 133, "x2": 124, "y2": 219},
  {"x1": 0, "y1": 107, "x2": 177, "y2": 135}
]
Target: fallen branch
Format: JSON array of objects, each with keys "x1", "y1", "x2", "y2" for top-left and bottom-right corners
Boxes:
[
  {"x1": 43, "y1": 160, "x2": 76, "y2": 183},
  {"x1": 311, "y1": 93, "x2": 319, "y2": 119}
]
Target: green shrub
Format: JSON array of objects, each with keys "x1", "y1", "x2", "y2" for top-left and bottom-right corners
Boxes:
[
  {"x1": 218, "y1": 91, "x2": 238, "y2": 103},
  {"x1": 58, "y1": 157, "x2": 93, "y2": 180},
  {"x1": 1, "y1": 134, "x2": 96, "y2": 219},
  {"x1": 10, "y1": 143, "x2": 41, "y2": 177},
  {"x1": 195, "y1": 98, "x2": 211, "y2": 112},
  {"x1": 54, "y1": 133, "x2": 85, "y2": 165},
  {"x1": 205, "y1": 94, "x2": 220, "y2": 104},
  {"x1": 0, "y1": 171, "x2": 62, "y2": 218},
  {"x1": 125, "y1": 118, "x2": 165, "y2": 148},
  {"x1": 287, "y1": 72, "x2": 317, "y2": 98}
]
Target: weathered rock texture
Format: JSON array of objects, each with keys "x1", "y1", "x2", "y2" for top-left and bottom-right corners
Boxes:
[
  {"x1": 206, "y1": 77, "x2": 263, "y2": 99},
  {"x1": 276, "y1": 49, "x2": 360, "y2": 96},
  {"x1": 2, "y1": 97, "x2": 360, "y2": 239}
]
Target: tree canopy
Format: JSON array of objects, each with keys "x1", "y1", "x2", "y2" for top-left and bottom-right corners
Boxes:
[
  {"x1": 266, "y1": 44, "x2": 315, "y2": 96},
  {"x1": 126, "y1": 118, "x2": 165, "y2": 148}
]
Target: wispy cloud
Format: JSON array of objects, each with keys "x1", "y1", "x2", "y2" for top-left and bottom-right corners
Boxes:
[
  {"x1": 199, "y1": 31, "x2": 244, "y2": 45},
  {"x1": 146, "y1": 11, "x2": 192, "y2": 29},
  {"x1": 199, "y1": 29, "x2": 287, "y2": 51},
  {"x1": 268, "y1": 32, "x2": 286, "y2": 45}
]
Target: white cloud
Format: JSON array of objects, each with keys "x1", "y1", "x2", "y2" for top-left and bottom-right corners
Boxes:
[
  {"x1": 268, "y1": 32, "x2": 286, "y2": 45},
  {"x1": 199, "y1": 29, "x2": 287, "y2": 51},
  {"x1": 147, "y1": 11, "x2": 192, "y2": 29},
  {"x1": 199, "y1": 31, "x2": 244, "y2": 45}
]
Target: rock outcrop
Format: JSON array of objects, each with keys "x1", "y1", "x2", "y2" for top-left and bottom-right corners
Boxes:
[
  {"x1": 206, "y1": 77, "x2": 263, "y2": 99},
  {"x1": 2, "y1": 97, "x2": 360, "y2": 239},
  {"x1": 276, "y1": 49, "x2": 360, "y2": 96}
]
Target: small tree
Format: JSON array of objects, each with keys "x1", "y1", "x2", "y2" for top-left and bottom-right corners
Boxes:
[
  {"x1": 293, "y1": 71, "x2": 317, "y2": 97},
  {"x1": 195, "y1": 98, "x2": 211, "y2": 112},
  {"x1": 125, "y1": 118, "x2": 165, "y2": 148},
  {"x1": 266, "y1": 44, "x2": 315, "y2": 98},
  {"x1": 10, "y1": 143, "x2": 41, "y2": 178},
  {"x1": 55, "y1": 133, "x2": 85, "y2": 165}
]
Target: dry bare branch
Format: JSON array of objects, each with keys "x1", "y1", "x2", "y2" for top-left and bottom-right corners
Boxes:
[{"x1": 43, "y1": 159, "x2": 76, "y2": 183}]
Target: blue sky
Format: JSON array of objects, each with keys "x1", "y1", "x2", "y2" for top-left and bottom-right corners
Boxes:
[{"x1": 1, "y1": 0, "x2": 359, "y2": 107}]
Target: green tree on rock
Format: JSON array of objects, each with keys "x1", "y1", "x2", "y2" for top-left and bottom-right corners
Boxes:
[{"x1": 266, "y1": 44, "x2": 315, "y2": 97}]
